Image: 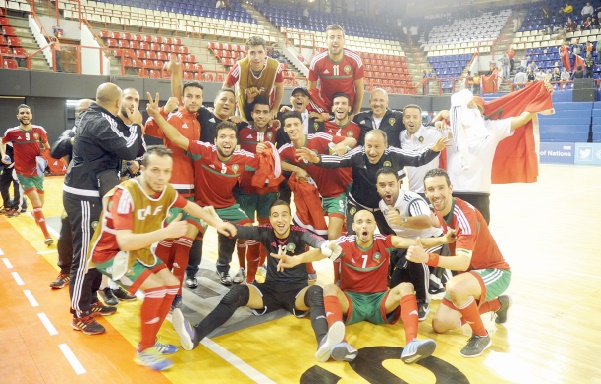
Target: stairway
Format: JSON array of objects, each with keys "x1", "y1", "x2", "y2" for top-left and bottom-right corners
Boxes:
[
  {"x1": 399, "y1": 42, "x2": 437, "y2": 95},
  {"x1": 3, "y1": 14, "x2": 50, "y2": 71}
]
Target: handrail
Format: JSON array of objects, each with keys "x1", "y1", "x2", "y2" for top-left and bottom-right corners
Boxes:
[
  {"x1": 29, "y1": 3, "x2": 51, "y2": 41},
  {"x1": 82, "y1": 17, "x2": 108, "y2": 50}
]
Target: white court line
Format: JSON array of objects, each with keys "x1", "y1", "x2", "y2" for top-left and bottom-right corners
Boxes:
[
  {"x1": 37, "y1": 250, "x2": 57, "y2": 255},
  {"x1": 11, "y1": 271, "x2": 24, "y2": 285},
  {"x1": 2, "y1": 258, "x2": 13, "y2": 269},
  {"x1": 58, "y1": 344, "x2": 86, "y2": 375},
  {"x1": 37, "y1": 313, "x2": 58, "y2": 336},
  {"x1": 0, "y1": 247, "x2": 4, "y2": 255},
  {"x1": 200, "y1": 338, "x2": 277, "y2": 384},
  {"x1": 23, "y1": 290, "x2": 39, "y2": 307}
]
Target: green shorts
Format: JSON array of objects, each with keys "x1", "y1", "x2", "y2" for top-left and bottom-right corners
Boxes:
[
  {"x1": 444, "y1": 268, "x2": 511, "y2": 305},
  {"x1": 344, "y1": 290, "x2": 400, "y2": 325},
  {"x1": 237, "y1": 192, "x2": 278, "y2": 221},
  {"x1": 94, "y1": 255, "x2": 167, "y2": 294},
  {"x1": 322, "y1": 193, "x2": 347, "y2": 219},
  {"x1": 216, "y1": 203, "x2": 252, "y2": 225},
  {"x1": 167, "y1": 196, "x2": 208, "y2": 235},
  {"x1": 17, "y1": 174, "x2": 44, "y2": 193}
]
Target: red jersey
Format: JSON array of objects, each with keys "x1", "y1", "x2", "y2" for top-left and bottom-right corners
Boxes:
[
  {"x1": 187, "y1": 140, "x2": 260, "y2": 208},
  {"x1": 225, "y1": 59, "x2": 284, "y2": 108},
  {"x1": 2, "y1": 125, "x2": 48, "y2": 177},
  {"x1": 308, "y1": 48, "x2": 364, "y2": 111},
  {"x1": 144, "y1": 106, "x2": 200, "y2": 197},
  {"x1": 436, "y1": 198, "x2": 510, "y2": 271},
  {"x1": 278, "y1": 132, "x2": 348, "y2": 197},
  {"x1": 336, "y1": 234, "x2": 395, "y2": 293},
  {"x1": 91, "y1": 181, "x2": 187, "y2": 264},
  {"x1": 238, "y1": 125, "x2": 278, "y2": 194},
  {"x1": 322, "y1": 120, "x2": 360, "y2": 186}
]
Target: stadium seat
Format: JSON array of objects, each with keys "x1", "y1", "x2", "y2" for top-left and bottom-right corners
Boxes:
[{"x1": 3, "y1": 58, "x2": 18, "y2": 69}]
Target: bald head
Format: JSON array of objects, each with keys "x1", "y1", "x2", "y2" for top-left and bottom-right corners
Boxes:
[
  {"x1": 369, "y1": 88, "x2": 389, "y2": 118},
  {"x1": 76, "y1": 99, "x2": 94, "y2": 114},
  {"x1": 95, "y1": 83, "x2": 123, "y2": 115}
]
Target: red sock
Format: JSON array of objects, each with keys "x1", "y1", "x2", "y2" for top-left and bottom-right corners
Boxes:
[
  {"x1": 324, "y1": 295, "x2": 343, "y2": 327},
  {"x1": 333, "y1": 260, "x2": 341, "y2": 284},
  {"x1": 155, "y1": 240, "x2": 174, "y2": 267},
  {"x1": 236, "y1": 240, "x2": 247, "y2": 269},
  {"x1": 400, "y1": 294, "x2": 419, "y2": 343},
  {"x1": 32, "y1": 207, "x2": 50, "y2": 238},
  {"x1": 258, "y1": 243, "x2": 267, "y2": 267},
  {"x1": 456, "y1": 297, "x2": 487, "y2": 336},
  {"x1": 245, "y1": 241, "x2": 261, "y2": 283},
  {"x1": 458, "y1": 297, "x2": 501, "y2": 326},
  {"x1": 154, "y1": 284, "x2": 179, "y2": 335},
  {"x1": 139, "y1": 286, "x2": 166, "y2": 351},
  {"x1": 172, "y1": 237, "x2": 192, "y2": 294}
]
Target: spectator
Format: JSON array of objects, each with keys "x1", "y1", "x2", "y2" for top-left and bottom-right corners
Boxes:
[
  {"x1": 583, "y1": 16, "x2": 592, "y2": 29},
  {"x1": 527, "y1": 68, "x2": 536, "y2": 82},
  {"x1": 582, "y1": 2, "x2": 594, "y2": 18},
  {"x1": 216, "y1": 0, "x2": 224, "y2": 9},
  {"x1": 560, "y1": 67, "x2": 571, "y2": 88},
  {"x1": 573, "y1": 38, "x2": 583, "y2": 55},
  {"x1": 566, "y1": 17, "x2": 577, "y2": 32},
  {"x1": 513, "y1": 68, "x2": 528, "y2": 89},
  {"x1": 527, "y1": 61, "x2": 538, "y2": 73},
  {"x1": 592, "y1": 16, "x2": 599, "y2": 28},
  {"x1": 303, "y1": 7, "x2": 309, "y2": 25},
  {"x1": 585, "y1": 53, "x2": 594, "y2": 77},
  {"x1": 49, "y1": 29, "x2": 64, "y2": 72},
  {"x1": 559, "y1": 3, "x2": 573, "y2": 19},
  {"x1": 500, "y1": 53, "x2": 511, "y2": 80},
  {"x1": 520, "y1": 55, "x2": 528, "y2": 69},
  {"x1": 535, "y1": 69, "x2": 545, "y2": 81},
  {"x1": 552, "y1": 67, "x2": 561, "y2": 81},
  {"x1": 572, "y1": 65, "x2": 585, "y2": 79},
  {"x1": 225, "y1": 0, "x2": 231, "y2": 11},
  {"x1": 506, "y1": 46, "x2": 516, "y2": 72}
]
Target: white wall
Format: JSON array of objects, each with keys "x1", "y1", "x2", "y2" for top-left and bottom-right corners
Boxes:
[
  {"x1": 28, "y1": 16, "x2": 52, "y2": 67},
  {"x1": 80, "y1": 25, "x2": 110, "y2": 75}
]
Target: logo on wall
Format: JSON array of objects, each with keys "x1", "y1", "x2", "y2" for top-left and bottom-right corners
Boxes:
[{"x1": 577, "y1": 146, "x2": 593, "y2": 161}]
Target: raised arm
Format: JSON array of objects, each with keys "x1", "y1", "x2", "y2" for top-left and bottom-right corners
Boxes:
[
  {"x1": 406, "y1": 237, "x2": 470, "y2": 271},
  {"x1": 182, "y1": 201, "x2": 237, "y2": 237},
  {"x1": 145, "y1": 92, "x2": 190, "y2": 151}
]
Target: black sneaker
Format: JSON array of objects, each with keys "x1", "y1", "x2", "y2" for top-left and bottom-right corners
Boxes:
[
  {"x1": 216, "y1": 271, "x2": 232, "y2": 286},
  {"x1": 49, "y1": 273, "x2": 70, "y2": 289},
  {"x1": 185, "y1": 273, "x2": 198, "y2": 289},
  {"x1": 113, "y1": 287, "x2": 137, "y2": 301},
  {"x1": 459, "y1": 334, "x2": 491, "y2": 358},
  {"x1": 90, "y1": 301, "x2": 117, "y2": 317},
  {"x1": 101, "y1": 287, "x2": 119, "y2": 306},
  {"x1": 495, "y1": 295, "x2": 512, "y2": 324},
  {"x1": 71, "y1": 314, "x2": 106, "y2": 335},
  {"x1": 418, "y1": 302, "x2": 430, "y2": 322}
]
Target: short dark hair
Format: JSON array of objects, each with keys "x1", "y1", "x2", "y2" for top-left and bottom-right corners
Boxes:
[
  {"x1": 332, "y1": 92, "x2": 350, "y2": 104},
  {"x1": 424, "y1": 168, "x2": 451, "y2": 187},
  {"x1": 365, "y1": 129, "x2": 388, "y2": 143},
  {"x1": 17, "y1": 104, "x2": 31, "y2": 114},
  {"x1": 375, "y1": 166, "x2": 399, "y2": 181},
  {"x1": 246, "y1": 36, "x2": 266, "y2": 49},
  {"x1": 183, "y1": 81, "x2": 204, "y2": 95},
  {"x1": 216, "y1": 88, "x2": 235, "y2": 99},
  {"x1": 326, "y1": 24, "x2": 345, "y2": 35},
  {"x1": 270, "y1": 199, "x2": 291, "y2": 214},
  {"x1": 250, "y1": 96, "x2": 271, "y2": 111},
  {"x1": 214, "y1": 120, "x2": 238, "y2": 139},
  {"x1": 282, "y1": 110, "x2": 303, "y2": 124},
  {"x1": 141, "y1": 145, "x2": 173, "y2": 166},
  {"x1": 403, "y1": 104, "x2": 422, "y2": 114}
]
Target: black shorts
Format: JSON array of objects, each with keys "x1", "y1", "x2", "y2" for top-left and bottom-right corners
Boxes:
[{"x1": 249, "y1": 282, "x2": 308, "y2": 318}]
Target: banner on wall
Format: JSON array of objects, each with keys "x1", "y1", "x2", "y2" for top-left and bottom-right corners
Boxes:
[
  {"x1": 539, "y1": 142, "x2": 574, "y2": 164},
  {"x1": 574, "y1": 142, "x2": 601, "y2": 165}
]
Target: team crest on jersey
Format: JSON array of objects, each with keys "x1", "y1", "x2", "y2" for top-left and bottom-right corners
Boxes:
[
  {"x1": 389, "y1": 118, "x2": 396, "y2": 126},
  {"x1": 349, "y1": 207, "x2": 356, "y2": 215},
  {"x1": 373, "y1": 252, "x2": 382, "y2": 262},
  {"x1": 344, "y1": 65, "x2": 351, "y2": 74},
  {"x1": 267, "y1": 131, "x2": 273, "y2": 140},
  {"x1": 33, "y1": 132, "x2": 39, "y2": 139},
  {"x1": 232, "y1": 164, "x2": 239, "y2": 172},
  {"x1": 91, "y1": 221, "x2": 99, "y2": 229},
  {"x1": 287, "y1": 243, "x2": 296, "y2": 252},
  {"x1": 383, "y1": 161, "x2": 391, "y2": 167},
  {"x1": 347, "y1": 131, "x2": 353, "y2": 137},
  {"x1": 313, "y1": 122, "x2": 319, "y2": 131}
]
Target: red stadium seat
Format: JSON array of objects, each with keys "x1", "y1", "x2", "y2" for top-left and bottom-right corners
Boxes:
[
  {"x1": 111, "y1": 31, "x2": 120, "y2": 39},
  {"x1": 150, "y1": 43, "x2": 160, "y2": 51},
  {"x1": 130, "y1": 41, "x2": 139, "y2": 49},
  {"x1": 173, "y1": 38, "x2": 182, "y2": 45},
  {"x1": 179, "y1": 46, "x2": 189, "y2": 54},
  {"x1": 203, "y1": 73, "x2": 214, "y2": 82},
  {"x1": 216, "y1": 73, "x2": 224, "y2": 82},
  {"x1": 118, "y1": 40, "x2": 129, "y2": 48},
  {"x1": 160, "y1": 43, "x2": 169, "y2": 52},
  {"x1": 1, "y1": 46, "x2": 11, "y2": 54},
  {"x1": 0, "y1": 35, "x2": 6, "y2": 46},
  {"x1": 0, "y1": 17, "x2": 10, "y2": 26},
  {"x1": 188, "y1": 54, "x2": 196, "y2": 62},
  {"x1": 3, "y1": 58, "x2": 18, "y2": 69},
  {"x1": 135, "y1": 50, "x2": 146, "y2": 59},
  {"x1": 165, "y1": 37, "x2": 173, "y2": 45},
  {"x1": 106, "y1": 38, "x2": 118, "y2": 48},
  {"x1": 100, "y1": 30, "x2": 110, "y2": 38},
  {"x1": 3, "y1": 26, "x2": 17, "y2": 36},
  {"x1": 152, "y1": 36, "x2": 163, "y2": 44},
  {"x1": 157, "y1": 51, "x2": 168, "y2": 61},
  {"x1": 0, "y1": 8, "x2": 4, "y2": 16},
  {"x1": 183, "y1": 71, "x2": 193, "y2": 81},
  {"x1": 142, "y1": 35, "x2": 152, "y2": 43},
  {"x1": 138, "y1": 68, "x2": 149, "y2": 77},
  {"x1": 122, "y1": 32, "x2": 132, "y2": 40},
  {"x1": 132, "y1": 34, "x2": 141, "y2": 41},
  {"x1": 122, "y1": 57, "x2": 132, "y2": 67},
  {"x1": 216, "y1": 42, "x2": 223, "y2": 50},
  {"x1": 149, "y1": 70, "x2": 161, "y2": 78},
  {"x1": 139, "y1": 42, "x2": 149, "y2": 50}
]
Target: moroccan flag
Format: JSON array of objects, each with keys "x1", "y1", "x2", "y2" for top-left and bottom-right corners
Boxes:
[
  {"x1": 307, "y1": 88, "x2": 330, "y2": 114},
  {"x1": 573, "y1": 54, "x2": 585, "y2": 71},
  {"x1": 481, "y1": 70, "x2": 499, "y2": 94},
  {"x1": 484, "y1": 81, "x2": 554, "y2": 184},
  {"x1": 561, "y1": 46, "x2": 571, "y2": 72}
]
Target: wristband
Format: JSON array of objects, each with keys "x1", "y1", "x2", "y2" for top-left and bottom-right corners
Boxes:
[{"x1": 426, "y1": 252, "x2": 440, "y2": 267}]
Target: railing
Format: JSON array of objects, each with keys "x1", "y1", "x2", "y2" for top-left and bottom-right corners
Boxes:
[{"x1": 282, "y1": 28, "x2": 316, "y2": 59}]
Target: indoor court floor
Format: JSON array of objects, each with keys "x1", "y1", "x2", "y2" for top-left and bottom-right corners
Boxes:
[{"x1": 1, "y1": 163, "x2": 600, "y2": 384}]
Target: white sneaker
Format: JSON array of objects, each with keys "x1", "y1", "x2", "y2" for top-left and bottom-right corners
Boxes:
[{"x1": 233, "y1": 268, "x2": 246, "y2": 284}]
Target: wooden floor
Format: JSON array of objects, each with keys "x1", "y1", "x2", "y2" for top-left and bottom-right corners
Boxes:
[{"x1": 1, "y1": 163, "x2": 600, "y2": 383}]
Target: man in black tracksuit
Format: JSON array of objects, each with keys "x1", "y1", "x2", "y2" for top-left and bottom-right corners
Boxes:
[
  {"x1": 63, "y1": 83, "x2": 145, "y2": 335},
  {"x1": 352, "y1": 88, "x2": 405, "y2": 148}
]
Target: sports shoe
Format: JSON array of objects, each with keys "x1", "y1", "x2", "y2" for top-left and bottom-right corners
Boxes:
[
  {"x1": 216, "y1": 271, "x2": 232, "y2": 286},
  {"x1": 494, "y1": 295, "x2": 512, "y2": 324},
  {"x1": 308, "y1": 273, "x2": 317, "y2": 285},
  {"x1": 112, "y1": 287, "x2": 137, "y2": 301},
  {"x1": 135, "y1": 346, "x2": 174, "y2": 371},
  {"x1": 401, "y1": 338, "x2": 437, "y2": 364},
  {"x1": 146, "y1": 340, "x2": 179, "y2": 354},
  {"x1": 418, "y1": 303, "x2": 430, "y2": 322},
  {"x1": 185, "y1": 273, "x2": 198, "y2": 289},
  {"x1": 6, "y1": 209, "x2": 19, "y2": 217},
  {"x1": 71, "y1": 314, "x2": 106, "y2": 335},
  {"x1": 101, "y1": 287, "x2": 119, "y2": 306},
  {"x1": 331, "y1": 342, "x2": 358, "y2": 362},
  {"x1": 44, "y1": 237, "x2": 53, "y2": 246},
  {"x1": 257, "y1": 264, "x2": 267, "y2": 278},
  {"x1": 459, "y1": 333, "x2": 492, "y2": 358},
  {"x1": 172, "y1": 308, "x2": 198, "y2": 350},
  {"x1": 233, "y1": 268, "x2": 245, "y2": 284},
  {"x1": 90, "y1": 301, "x2": 117, "y2": 317},
  {"x1": 0, "y1": 206, "x2": 10, "y2": 215},
  {"x1": 315, "y1": 320, "x2": 345, "y2": 362},
  {"x1": 49, "y1": 273, "x2": 70, "y2": 289},
  {"x1": 170, "y1": 294, "x2": 183, "y2": 312}
]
